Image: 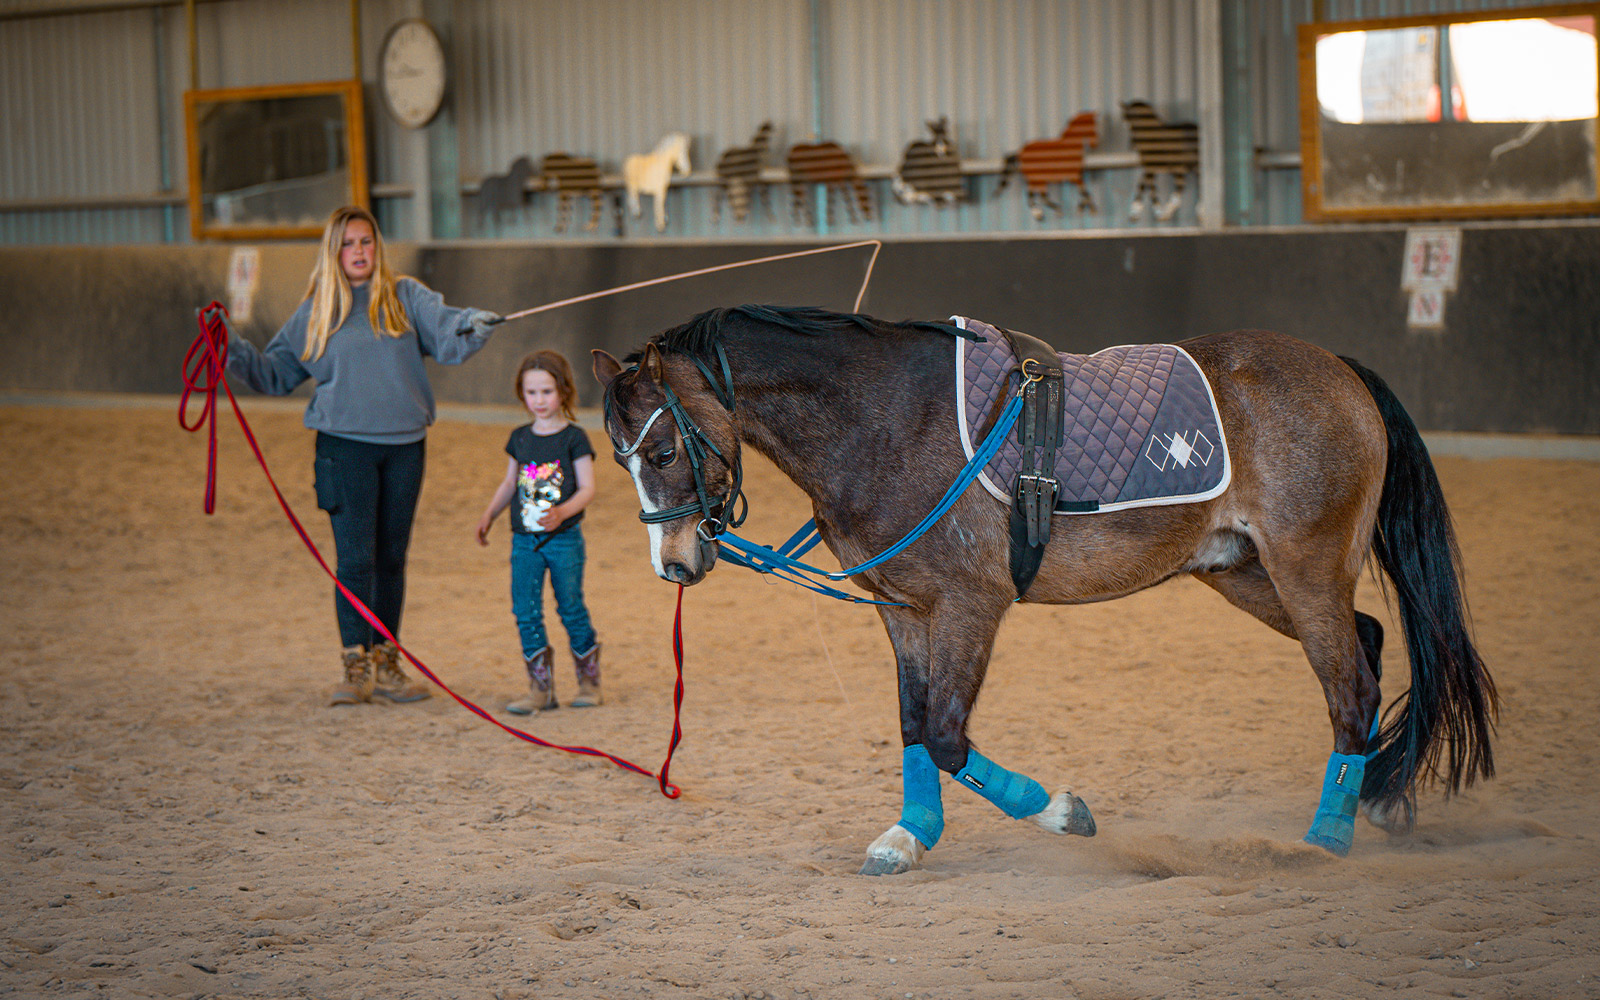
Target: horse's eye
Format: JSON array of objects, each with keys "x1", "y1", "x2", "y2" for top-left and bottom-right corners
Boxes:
[{"x1": 655, "y1": 447, "x2": 677, "y2": 467}]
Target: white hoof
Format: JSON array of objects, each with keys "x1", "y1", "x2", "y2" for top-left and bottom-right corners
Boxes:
[
  {"x1": 859, "y1": 824, "x2": 925, "y2": 876},
  {"x1": 1155, "y1": 195, "x2": 1183, "y2": 222},
  {"x1": 1031, "y1": 789, "x2": 1097, "y2": 837}
]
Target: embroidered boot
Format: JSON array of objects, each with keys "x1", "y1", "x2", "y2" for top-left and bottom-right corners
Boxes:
[
  {"x1": 506, "y1": 646, "x2": 558, "y2": 715},
  {"x1": 330, "y1": 645, "x2": 374, "y2": 706},
  {"x1": 571, "y1": 643, "x2": 602, "y2": 708},
  {"x1": 371, "y1": 640, "x2": 432, "y2": 703}
]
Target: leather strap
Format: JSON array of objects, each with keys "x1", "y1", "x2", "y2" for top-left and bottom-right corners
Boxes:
[{"x1": 999, "y1": 328, "x2": 1063, "y2": 598}]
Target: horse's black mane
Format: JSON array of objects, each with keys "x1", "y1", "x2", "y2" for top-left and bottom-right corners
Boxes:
[{"x1": 622, "y1": 304, "x2": 974, "y2": 365}]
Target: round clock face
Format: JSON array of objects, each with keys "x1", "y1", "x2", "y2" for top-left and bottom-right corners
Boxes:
[{"x1": 380, "y1": 19, "x2": 446, "y2": 129}]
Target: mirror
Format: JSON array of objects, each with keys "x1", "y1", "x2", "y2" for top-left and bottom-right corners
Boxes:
[
  {"x1": 184, "y1": 79, "x2": 368, "y2": 240},
  {"x1": 1298, "y1": 5, "x2": 1599, "y2": 220}
]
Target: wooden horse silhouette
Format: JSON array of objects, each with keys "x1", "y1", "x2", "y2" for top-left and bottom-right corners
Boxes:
[
  {"x1": 478, "y1": 156, "x2": 535, "y2": 221},
  {"x1": 996, "y1": 112, "x2": 1100, "y2": 220},
  {"x1": 539, "y1": 152, "x2": 611, "y2": 233},
  {"x1": 594, "y1": 305, "x2": 1497, "y2": 875},
  {"x1": 624, "y1": 133, "x2": 692, "y2": 233},
  {"x1": 786, "y1": 141, "x2": 873, "y2": 225},
  {"x1": 1122, "y1": 100, "x2": 1199, "y2": 222},
  {"x1": 714, "y1": 122, "x2": 774, "y2": 223},
  {"x1": 894, "y1": 116, "x2": 965, "y2": 206}
]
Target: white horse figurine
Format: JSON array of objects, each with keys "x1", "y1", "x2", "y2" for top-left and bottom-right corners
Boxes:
[{"x1": 623, "y1": 133, "x2": 691, "y2": 233}]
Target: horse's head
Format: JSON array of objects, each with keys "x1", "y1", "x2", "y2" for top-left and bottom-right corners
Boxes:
[
  {"x1": 593, "y1": 345, "x2": 742, "y2": 587},
  {"x1": 1066, "y1": 111, "x2": 1099, "y2": 150},
  {"x1": 668, "y1": 133, "x2": 692, "y2": 176}
]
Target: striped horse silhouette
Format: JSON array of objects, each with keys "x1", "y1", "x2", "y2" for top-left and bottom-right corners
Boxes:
[
  {"x1": 894, "y1": 116, "x2": 965, "y2": 206},
  {"x1": 786, "y1": 141, "x2": 873, "y2": 225},
  {"x1": 1121, "y1": 100, "x2": 1199, "y2": 223},
  {"x1": 714, "y1": 122, "x2": 774, "y2": 223},
  {"x1": 539, "y1": 152, "x2": 613, "y2": 233},
  {"x1": 996, "y1": 112, "x2": 1100, "y2": 220}
]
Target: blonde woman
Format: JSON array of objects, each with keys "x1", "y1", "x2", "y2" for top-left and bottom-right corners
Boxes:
[{"x1": 227, "y1": 206, "x2": 500, "y2": 707}]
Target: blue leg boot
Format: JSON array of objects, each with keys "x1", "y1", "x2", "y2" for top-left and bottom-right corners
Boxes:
[
  {"x1": 953, "y1": 748, "x2": 1050, "y2": 819},
  {"x1": 1304, "y1": 752, "x2": 1365, "y2": 856},
  {"x1": 860, "y1": 744, "x2": 946, "y2": 876}
]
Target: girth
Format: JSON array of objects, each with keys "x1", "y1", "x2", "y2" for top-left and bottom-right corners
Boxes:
[{"x1": 1000, "y1": 328, "x2": 1064, "y2": 598}]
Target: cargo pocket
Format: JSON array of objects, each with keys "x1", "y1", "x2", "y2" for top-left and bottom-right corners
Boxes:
[{"x1": 313, "y1": 456, "x2": 342, "y2": 513}]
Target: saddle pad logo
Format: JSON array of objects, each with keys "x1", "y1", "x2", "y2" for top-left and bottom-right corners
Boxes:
[{"x1": 1146, "y1": 429, "x2": 1215, "y2": 472}]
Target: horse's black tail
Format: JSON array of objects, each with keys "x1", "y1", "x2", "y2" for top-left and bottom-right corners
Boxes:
[{"x1": 1341, "y1": 356, "x2": 1498, "y2": 811}]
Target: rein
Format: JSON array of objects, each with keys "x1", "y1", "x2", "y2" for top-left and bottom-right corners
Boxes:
[{"x1": 181, "y1": 303, "x2": 685, "y2": 797}]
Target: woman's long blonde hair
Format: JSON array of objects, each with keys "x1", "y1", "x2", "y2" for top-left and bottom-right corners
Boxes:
[{"x1": 301, "y1": 205, "x2": 411, "y2": 362}]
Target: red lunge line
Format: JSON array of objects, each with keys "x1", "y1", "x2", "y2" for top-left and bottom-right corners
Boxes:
[{"x1": 179, "y1": 302, "x2": 683, "y2": 798}]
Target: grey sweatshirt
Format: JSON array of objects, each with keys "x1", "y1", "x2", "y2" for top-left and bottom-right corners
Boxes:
[{"x1": 227, "y1": 278, "x2": 488, "y2": 445}]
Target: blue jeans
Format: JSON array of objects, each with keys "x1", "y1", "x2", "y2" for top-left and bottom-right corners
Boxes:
[{"x1": 510, "y1": 528, "x2": 597, "y2": 659}]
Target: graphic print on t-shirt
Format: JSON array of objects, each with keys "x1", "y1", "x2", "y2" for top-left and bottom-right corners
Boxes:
[{"x1": 518, "y1": 459, "x2": 563, "y2": 532}]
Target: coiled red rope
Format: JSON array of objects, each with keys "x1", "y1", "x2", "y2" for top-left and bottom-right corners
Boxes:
[{"x1": 179, "y1": 302, "x2": 683, "y2": 797}]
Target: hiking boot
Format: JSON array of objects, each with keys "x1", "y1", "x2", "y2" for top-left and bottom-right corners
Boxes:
[
  {"x1": 330, "y1": 645, "x2": 374, "y2": 706},
  {"x1": 371, "y1": 640, "x2": 431, "y2": 703},
  {"x1": 507, "y1": 647, "x2": 558, "y2": 715},
  {"x1": 571, "y1": 643, "x2": 602, "y2": 708}
]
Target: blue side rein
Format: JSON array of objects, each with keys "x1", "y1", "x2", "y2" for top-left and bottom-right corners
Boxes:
[{"x1": 717, "y1": 392, "x2": 1024, "y2": 605}]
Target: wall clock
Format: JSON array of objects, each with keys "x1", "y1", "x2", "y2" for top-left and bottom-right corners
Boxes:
[{"x1": 379, "y1": 18, "x2": 447, "y2": 129}]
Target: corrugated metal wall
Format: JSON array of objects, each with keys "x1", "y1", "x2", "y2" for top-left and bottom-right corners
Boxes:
[
  {"x1": 0, "y1": 0, "x2": 1588, "y2": 242},
  {"x1": 455, "y1": 0, "x2": 1207, "y2": 238}
]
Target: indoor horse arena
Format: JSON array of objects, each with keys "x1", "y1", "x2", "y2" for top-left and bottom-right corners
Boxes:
[{"x1": 3, "y1": 2, "x2": 1598, "y2": 999}]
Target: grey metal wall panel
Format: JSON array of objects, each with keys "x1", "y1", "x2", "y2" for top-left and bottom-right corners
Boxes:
[
  {"x1": 0, "y1": 8, "x2": 164, "y2": 201},
  {"x1": 450, "y1": 0, "x2": 813, "y2": 240},
  {"x1": 192, "y1": 0, "x2": 353, "y2": 89}
]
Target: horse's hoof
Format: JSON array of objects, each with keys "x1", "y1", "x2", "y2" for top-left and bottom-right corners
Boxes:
[
  {"x1": 859, "y1": 824, "x2": 924, "y2": 876},
  {"x1": 858, "y1": 854, "x2": 913, "y2": 876},
  {"x1": 1033, "y1": 789, "x2": 1097, "y2": 838}
]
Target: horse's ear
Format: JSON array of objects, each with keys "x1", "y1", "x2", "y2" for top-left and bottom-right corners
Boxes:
[
  {"x1": 641, "y1": 343, "x2": 665, "y2": 384},
  {"x1": 592, "y1": 349, "x2": 624, "y2": 389}
]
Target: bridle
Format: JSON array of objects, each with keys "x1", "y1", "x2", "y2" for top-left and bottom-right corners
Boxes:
[{"x1": 608, "y1": 342, "x2": 747, "y2": 543}]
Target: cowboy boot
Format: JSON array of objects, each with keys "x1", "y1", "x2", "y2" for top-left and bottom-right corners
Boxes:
[
  {"x1": 506, "y1": 646, "x2": 558, "y2": 715},
  {"x1": 370, "y1": 640, "x2": 431, "y2": 703},
  {"x1": 330, "y1": 645, "x2": 374, "y2": 706},
  {"x1": 571, "y1": 643, "x2": 602, "y2": 708}
]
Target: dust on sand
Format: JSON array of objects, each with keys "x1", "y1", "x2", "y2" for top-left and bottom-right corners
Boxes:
[{"x1": 3, "y1": 401, "x2": 1598, "y2": 999}]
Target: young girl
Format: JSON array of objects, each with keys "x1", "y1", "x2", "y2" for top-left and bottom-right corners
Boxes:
[
  {"x1": 476, "y1": 350, "x2": 603, "y2": 711},
  {"x1": 227, "y1": 205, "x2": 499, "y2": 707}
]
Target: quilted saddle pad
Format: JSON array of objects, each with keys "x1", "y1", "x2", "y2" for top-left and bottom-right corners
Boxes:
[{"x1": 953, "y1": 316, "x2": 1230, "y2": 514}]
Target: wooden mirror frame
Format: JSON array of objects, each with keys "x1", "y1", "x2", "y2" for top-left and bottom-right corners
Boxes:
[
  {"x1": 184, "y1": 79, "x2": 368, "y2": 240},
  {"x1": 1298, "y1": 4, "x2": 1600, "y2": 221}
]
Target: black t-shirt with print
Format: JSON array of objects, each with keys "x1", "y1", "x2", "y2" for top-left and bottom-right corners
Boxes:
[{"x1": 505, "y1": 423, "x2": 595, "y2": 535}]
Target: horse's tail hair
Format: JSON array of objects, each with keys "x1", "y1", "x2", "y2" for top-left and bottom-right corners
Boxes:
[{"x1": 1341, "y1": 356, "x2": 1498, "y2": 810}]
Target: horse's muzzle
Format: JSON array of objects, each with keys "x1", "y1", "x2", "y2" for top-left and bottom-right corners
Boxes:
[{"x1": 662, "y1": 537, "x2": 719, "y2": 586}]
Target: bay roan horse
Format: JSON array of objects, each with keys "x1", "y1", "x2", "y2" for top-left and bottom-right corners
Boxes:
[{"x1": 594, "y1": 306, "x2": 1497, "y2": 875}]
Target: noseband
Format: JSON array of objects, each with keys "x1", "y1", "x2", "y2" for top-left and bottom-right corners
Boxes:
[{"x1": 608, "y1": 344, "x2": 747, "y2": 541}]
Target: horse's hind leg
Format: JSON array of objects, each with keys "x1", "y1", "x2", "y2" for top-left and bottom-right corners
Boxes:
[
  {"x1": 1258, "y1": 546, "x2": 1383, "y2": 854},
  {"x1": 1194, "y1": 554, "x2": 1387, "y2": 852}
]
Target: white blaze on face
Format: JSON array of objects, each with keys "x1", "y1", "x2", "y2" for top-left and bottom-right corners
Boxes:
[{"x1": 627, "y1": 453, "x2": 667, "y2": 579}]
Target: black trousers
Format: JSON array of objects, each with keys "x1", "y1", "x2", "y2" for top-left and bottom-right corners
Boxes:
[{"x1": 313, "y1": 432, "x2": 426, "y2": 649}]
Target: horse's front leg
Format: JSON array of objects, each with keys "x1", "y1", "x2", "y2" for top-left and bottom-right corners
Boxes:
[
  {"x1": 923, "y1": 605, "x2": 1097, "y2": 841},
  {"x1": 859, "y1": 605, "x2": 940, "y2": 876}
]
